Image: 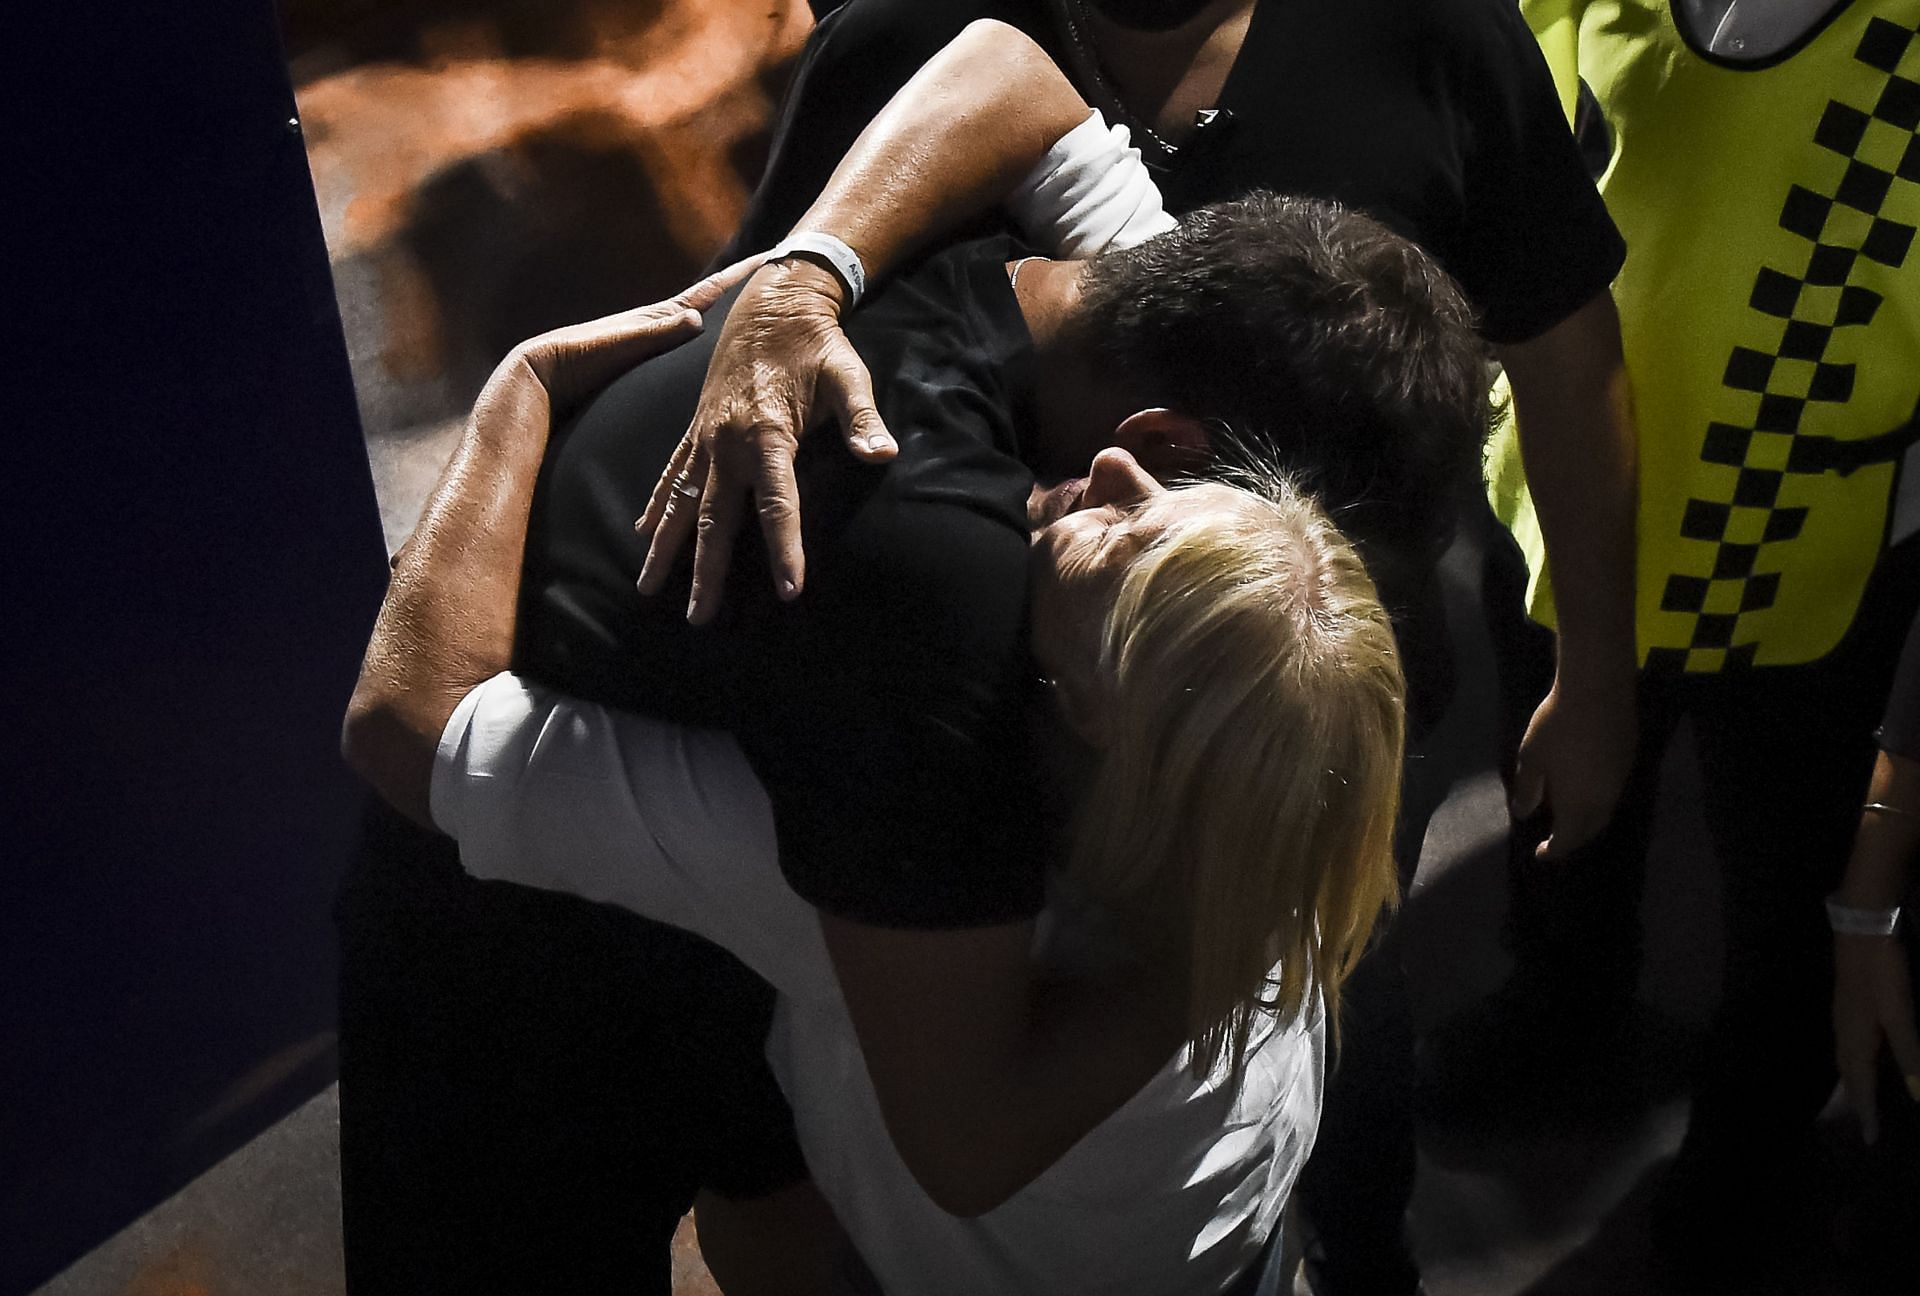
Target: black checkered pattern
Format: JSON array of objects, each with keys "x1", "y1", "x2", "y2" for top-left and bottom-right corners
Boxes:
[{"x1": 1651, "y1": 16, "x2": 1920, "y2": 674}]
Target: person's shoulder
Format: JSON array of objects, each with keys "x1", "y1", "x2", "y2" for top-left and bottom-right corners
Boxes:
[
  {"x1": 824, "y1": 0, "x2": 1047, "y2": 49},
  {"x1": 1344, "y1": 0, "x2": 1531, "y2": 63}
]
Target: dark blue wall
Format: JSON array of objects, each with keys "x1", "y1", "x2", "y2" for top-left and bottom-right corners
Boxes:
[{"x1": 3, "y1": 6, "x2": 386, "y2": 1289}]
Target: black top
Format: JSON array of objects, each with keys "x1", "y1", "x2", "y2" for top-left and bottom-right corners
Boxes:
[
  {"x1": 518, "y1": 238, "x2": 1048, "y2": 928},
  {"x1": 1881, "y1": 607, "x2": 1920, "y2": 763},
  {"x1": 727, "y1": 0, "x2": 1625, "y2": 345}
]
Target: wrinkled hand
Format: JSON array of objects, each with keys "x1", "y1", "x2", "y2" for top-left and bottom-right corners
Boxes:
[
  {"x1": 1834, "y1": 933, "x2": 1920, "y2": 1145},
  {"x1": 483, "y1": 258, "x2": 761, "y2": 429},
  {"x1": 636, "y1": 258, "x2": 896, "y2": 625},
  {"x1": 1510, "y1": 678, "x2": 1637, "y2": 860}
]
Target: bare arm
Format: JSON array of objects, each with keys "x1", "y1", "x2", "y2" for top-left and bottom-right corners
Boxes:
[
  {"x1": 638, "y1": 19, "x2": 1103, "y2": 622},
  {"x1": 1496, "y1": 288, "x2": 1641, "y2": 859},
  {"x1": 1834, "y1": 750, "x2": 1920, "y2": 1145},
  {"x1": 341, "y1": 271, "x2": 752, "y2": 821}
]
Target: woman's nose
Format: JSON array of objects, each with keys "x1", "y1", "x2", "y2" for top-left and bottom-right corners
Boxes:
[{"x1": 1083, "y1": 447, "x2": 1156, "y2": 508}]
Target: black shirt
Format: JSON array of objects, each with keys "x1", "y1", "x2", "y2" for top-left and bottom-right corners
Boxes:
[
  {"x1": 727, "y1": 0, "x2": 1625, "y2": 345},
  {"x1": 1881, "y1": 606, "x2": 1920, "y2": 764},
  {"x1": 518, "y1": 238, "x2": 1048, "y2": 928}
]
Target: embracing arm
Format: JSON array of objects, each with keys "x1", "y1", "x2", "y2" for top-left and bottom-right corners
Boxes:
[
  {"x1": 341, "y1": 274, "x2": 748, "y2": 822},
  {"x1": 1496, "y1": 289, "x2": 1641, "y2": 859},
  {"x1": 639, "y1": 20, "x2": 1134, "y2": 620}
]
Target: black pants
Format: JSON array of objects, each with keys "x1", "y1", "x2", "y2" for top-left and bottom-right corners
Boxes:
[
  {"x1": 335, "y1": 801, "x2": 802, "y2": 1296},
  {"x1": 1492, "y1": 540, "x2": 1920, "y2": 1171}
]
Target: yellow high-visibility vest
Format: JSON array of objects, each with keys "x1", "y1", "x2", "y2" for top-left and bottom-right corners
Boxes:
[{"x1": 1493, "y1": 0, "x2": 1920, "y2": 671}]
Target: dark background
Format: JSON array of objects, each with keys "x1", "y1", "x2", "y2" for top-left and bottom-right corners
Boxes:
[{"x1": 3, "y1": 6, "x2": 385, "y2": 1290}]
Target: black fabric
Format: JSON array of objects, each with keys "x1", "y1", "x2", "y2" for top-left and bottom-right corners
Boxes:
[
  {"x1": 726, "y1": 0, "x2": 1624, "y2": 346},
  {"x1": 521, "y1": 236, "x2": 1045, "y2": 929},
  {"x1": 336, "y1": 801, "x2": 803, "y2": 1296},
  {"x1": 1496, "y1": 540, "x2": 1920, "y2": 1180},
  {"x1": 1878, "y1": 601, "x2": 1920, "y2": 761},
  {"x1": 715, "y1": 6, "x2": 1617, "y2": 1275},
  {"x1": 339, "y1": 239, "x2": 1044, "y2": 1290}
]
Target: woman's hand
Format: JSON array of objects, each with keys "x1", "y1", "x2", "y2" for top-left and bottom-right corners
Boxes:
[
  {"x1": 509, "y1": 256, "x2": 764, "y2": 420},
  {"x1": 1834, "y1": 930, "x2": 1920, "y2": 1145},
  {"x1": 636, "y1": 257, "x2": 895, "y2": 625}
]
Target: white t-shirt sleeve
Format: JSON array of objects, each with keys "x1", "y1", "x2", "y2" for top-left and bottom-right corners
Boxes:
[
  {"x1": 1007, "y1": 109, "x2": 1180, "y2": 258},
  {"x1": 430, "y1": 672, "x2": 829, "y2": 996}
]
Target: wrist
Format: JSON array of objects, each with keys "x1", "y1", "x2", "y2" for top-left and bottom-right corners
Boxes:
[
  {"x1": 765, "y1": 231, "x2": 865, "y2": 311},
  {"x1": 1550, "y1": 627, "x2": 1638, "y2": 698},
  {"x1": 1834, "y1": 876, "x2": 1910, "y2": 911},
  {"x1": 1827, "y1": 894, "x2": 1903, "y2": 937}
]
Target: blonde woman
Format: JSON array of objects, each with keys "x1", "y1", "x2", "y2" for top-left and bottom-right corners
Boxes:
[
  {"x1": 340, "y1": 25, "x2": 1486, "y2": 1294},
  {"x1": 343, "y1": 275, "x2": 1405, "y2": 1289}
]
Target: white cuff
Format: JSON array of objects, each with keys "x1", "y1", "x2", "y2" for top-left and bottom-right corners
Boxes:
[
  {"x1": 766, "y1": 231, "x2": 867, "y2": 308},
  {"x1": 1008, "y1": 109, "x2": 1179, "y2": 259}
]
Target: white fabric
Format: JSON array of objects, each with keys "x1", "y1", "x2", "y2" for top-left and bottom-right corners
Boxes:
[
  {"x1": 1009, "y1": 109, "x2": 1180, "y2": 259},
  {"x1": 767, "y1": 230, "x2": 868, "y2": 308},
  {"x1": 434, "y1": 673, "x2": 1323, "y2": 1296}
]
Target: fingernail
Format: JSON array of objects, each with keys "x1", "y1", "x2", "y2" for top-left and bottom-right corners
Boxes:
[
  {"x1": 1905, "y1": 1074, "x2": 1920, "y2": 1103},
  {"x1": 779, "y1": 578, "x2": 799, "y2": 600},
  {"x1": 864, "y1": 434, "x2": 892, "y2": 454}
]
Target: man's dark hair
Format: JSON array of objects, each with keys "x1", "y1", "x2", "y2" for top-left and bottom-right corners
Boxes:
[{"x1": 1074, "y1": 192, "x2": 1491, "y2": 571}]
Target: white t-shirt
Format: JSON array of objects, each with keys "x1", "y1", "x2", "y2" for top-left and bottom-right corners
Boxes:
[{"x1": 434, "y1": 673, "x2": 1324, "y2": 1296}]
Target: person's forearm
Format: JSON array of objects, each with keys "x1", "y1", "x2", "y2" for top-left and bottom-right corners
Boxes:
[
  {"x1": 1498, "y1": 290, "x2": 1639, "y2": 690},
  {"x1": 342, "y1": 362, "x2": 550, "y2": 822},
  {"x1": 1839, "y1": 751, "x2": 1920, "y2": 909},
  {"x1": 777, "y1": 19, "x2": 1093, "y2": 301}
]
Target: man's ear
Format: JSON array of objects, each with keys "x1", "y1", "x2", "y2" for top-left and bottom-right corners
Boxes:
[{"x1": 1112, "y1": 408, "x2": 1213, "y2": 481}]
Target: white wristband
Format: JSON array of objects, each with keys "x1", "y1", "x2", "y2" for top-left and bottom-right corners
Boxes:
[
  {"x1": 765, "y1": 231, "x2": 866, "y2": 308},
  {"x1": 1827, "y1": 896, "x2": 1903, "y2": 937}
]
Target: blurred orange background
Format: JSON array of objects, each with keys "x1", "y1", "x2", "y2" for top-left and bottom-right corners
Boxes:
[{"x1": 284, "y1": 0, "x2": 813, "y2": 546}]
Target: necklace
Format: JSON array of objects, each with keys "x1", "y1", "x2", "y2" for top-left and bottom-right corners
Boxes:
[
  {"x1": 1010, "y1": 255, "x2": 1045, "y2": 293},
  {"x1": 1052, "y1": 0, "x2": 1182, "y2": 168}
]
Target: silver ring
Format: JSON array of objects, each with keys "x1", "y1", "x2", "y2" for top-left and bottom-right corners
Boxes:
[{"x1": 672, "y1": 478, "x2": 700, "y2": 500}]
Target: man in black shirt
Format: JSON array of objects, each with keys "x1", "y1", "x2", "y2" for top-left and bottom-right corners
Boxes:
[
  {"x1": 341, "y1": 176, "x2": 1488, "y2": 1291},
  {"x1": 694, "y1": 7, "x2": 1636, "y2": 1290}
]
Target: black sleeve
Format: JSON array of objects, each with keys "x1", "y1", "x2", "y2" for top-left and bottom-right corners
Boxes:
[
  {"x1": 1449, "y1": 0, "x2": 1626, "y2": 345},
  {"x1": 735, "y1": 494, "x2": 1047, "y2": 930},
  {"x1": 1880, "y1": 607, "x2": 1920, "y2": 763},
  {"x1": 719, "y1": 0, "x2": 1032, "y2": 264}
]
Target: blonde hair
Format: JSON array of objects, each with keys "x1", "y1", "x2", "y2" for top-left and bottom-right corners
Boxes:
[{"x1": 1065, "y1": 473, "x2": 1406, "y2": 1079}]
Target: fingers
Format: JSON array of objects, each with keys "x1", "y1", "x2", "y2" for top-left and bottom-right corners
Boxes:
[
  {"x1": 639, "y1": 434, "x2": 695, "y2": 540},
  {"x1": 553, "y1": 309, "x2": 705, "y2": 403},
  {"x1": 677, "y1": 254, "x2": 769, "y2": 314},
  {"x1": 755, "y1": 441, "x2": 805, "y2": 603},
  {"x1": 820, "y1": 338, "x2": 895, "y2": 461},
  {"x1": 687, "y1": 455, "x2": 746, "y2": 626},
  {"x1": 638, "y1": 439, "x2": 706, "y2": 596},
  {"x1": 1839, "y1": 1041, "x2": 1881, "y2": 1146},
  {"x1": 1538, "y1": 797, "x2": 1604, "y2": 861}
]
